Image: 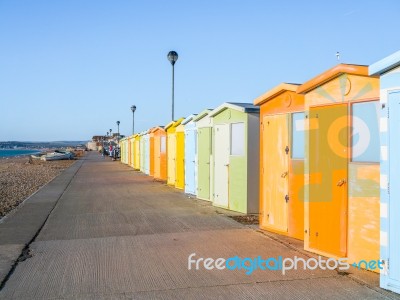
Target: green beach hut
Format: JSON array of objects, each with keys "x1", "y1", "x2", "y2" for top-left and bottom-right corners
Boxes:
[
  {"x1": 193, "y1": 109, "x2": 213, "y2": 201},
  {"x1": 209, "y1": 102, "x2": 260, "y2": 214}
]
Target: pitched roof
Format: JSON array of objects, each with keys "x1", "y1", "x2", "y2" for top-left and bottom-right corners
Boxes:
[
  {"x1": 209, "y1": 102, "x2": 259, "y2": 117},
  {"x1": 181, "y1": 114, "x2": 198, "y2": 125},
  {"x1": 165, "y1": 117, "x2": 185, "y2": 130},
  {"x1": 297, "y1": 64, "x2": 369, "y2": 94},
  {"x1": 151, "y1": 126, "x2": 165, "y2": 133},
  {"x1": 193, "y1": 109, "x2": 213, "y2": 122},
  {"x1": 253, "y1": 83, "x2": 300, "y2": 106},
  {"x1": 369, "y1": 50, "x2": 400, "y2": 75}
]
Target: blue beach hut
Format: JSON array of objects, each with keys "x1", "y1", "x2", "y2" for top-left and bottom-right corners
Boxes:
[
  {"x1": 182, "y1": 114, "x2": 198, "y2": 195},
  {"x1": 370, "y1": 50, "x2": 400, "y2": 295}
]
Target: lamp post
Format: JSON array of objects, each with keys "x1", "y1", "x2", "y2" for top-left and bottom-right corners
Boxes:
[
  {"x1": 106, "y1": 132, "x2": 109, "y2": 152},
  {"x1": 101, "y1": 136, "x2": 105, "y2": 156},
  {"x1": 116, "y1": 121, "x2": 120, "y2": 143},
  {"x1": 167, "y1": 51, "x2": 178, "y2": 121},
  {"x1": 131, "y1": 105, "x2": 136, "y2": 135}
]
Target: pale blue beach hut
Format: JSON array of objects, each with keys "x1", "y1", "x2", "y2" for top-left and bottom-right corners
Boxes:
[
  {"x1": 370, "y1": 50, "x2": 400, "y2": 295},
  {"x1": 139, "y1": 130, "x2": 147, "y2": 174},
  {"x1": 182, "y1": 114, "x2": 197, "y2": 195},
  {"x1": 141, "y1": 130, "x2": 150, "y2": 175}
]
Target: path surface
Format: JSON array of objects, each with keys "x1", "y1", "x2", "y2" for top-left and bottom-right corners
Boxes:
[{"x1": 0, "y1": 152, "x2": 398, "y2": 299}]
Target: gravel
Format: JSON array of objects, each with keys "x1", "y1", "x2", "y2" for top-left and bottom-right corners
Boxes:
[{"x1": 0, "y1": 157, "x2": 75, "y2": 218}]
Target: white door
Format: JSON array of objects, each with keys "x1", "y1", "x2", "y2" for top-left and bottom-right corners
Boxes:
[
  {"x1": 213, "y1": 124, "x2": 230, "y2": 208},
  {"x1": 389, "y1": 91, "x2": 400, "y2": 288}
]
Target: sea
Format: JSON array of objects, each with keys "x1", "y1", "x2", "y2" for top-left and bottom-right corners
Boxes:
[{"x1": 0, "y1": 149, "x2": 41, "y2": 158}]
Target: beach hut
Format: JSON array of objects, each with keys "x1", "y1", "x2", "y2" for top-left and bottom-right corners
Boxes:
[
  {"x1": 119, "y1": 138, "x2": 124, "y2": 162},
  {"x1": 175, "y1": 120, "x2": 185, "y2": 190},
  {"x1": 165, "y1": 118, "x2": 184, "y2": 186},
  {"x1": 152, "y1": 127, "x2": 167, "y2": 181},
  {"x1": 121, "y1": 137, "x2": 129, "y2": 165},
  {"x1": 142, "y1": 130, "x2": 150, "y2": 175},
  {"x1": 149, "y1": 128, "x2": 155, "y2": 177},
  {"x1": 182, "y1": 114, "x2": 198, "y2": 195},
  {"x1": 120, "y1": 137, "x2": 126, "y2": 164},
  {"x1": 297, "y1": 64, "x2": 380, "y2": 262},
  {"x1": 254, "y1": 83, "x2": 305, "y2": 240},
  {"x1": 209, "y1": 103, "x2": 260, "y2": 214},
  {"x1": 129, "y1": 135, "x2": 135, "y2": 168},
  {"x1": 122, "y1": 135, "x2": 132, "y2": 166},
  {"x1": 370, "y1": 50, "x2": 400, "y2": 293},
  {"x1": 119, "y1": 137, "x2": 126, "y2": 164},
  {"x1": 139, "y1": 131, "x2": 145, "y2": 173},
  {"x1": 134, "y1": 134, "x2": 140, "y2": 170},
  {"x1": 194, "y1": 109, "x2": 213, "y2": 201}
]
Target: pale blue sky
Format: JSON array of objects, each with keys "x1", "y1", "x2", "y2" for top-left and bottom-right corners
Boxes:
[{"x1": 0, "y1": 0, "x2": 399, "y2": 141}]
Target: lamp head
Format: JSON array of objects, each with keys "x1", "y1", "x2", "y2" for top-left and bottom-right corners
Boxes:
[{"x1": 167, "y1": 51, "x2": 178, "y2": 65}]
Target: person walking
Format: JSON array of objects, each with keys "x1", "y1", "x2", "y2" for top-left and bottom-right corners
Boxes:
[{"x1": 109, "y1": 144, "x2": 113, "y2": 157}]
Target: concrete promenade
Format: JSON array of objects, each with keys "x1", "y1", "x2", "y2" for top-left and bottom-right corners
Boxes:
[{"x1": 0, "y1": 152, "x2": 399, "y2": 299}]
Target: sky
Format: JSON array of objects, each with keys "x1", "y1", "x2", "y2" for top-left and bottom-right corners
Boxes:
[{"x1": 0, "y1": 0, "x2": 399, "y2": 141}]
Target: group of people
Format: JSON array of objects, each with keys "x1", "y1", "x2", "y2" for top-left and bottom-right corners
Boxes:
[{"x1": 101, "y1": 144, "x2": 120, "y2": 161}]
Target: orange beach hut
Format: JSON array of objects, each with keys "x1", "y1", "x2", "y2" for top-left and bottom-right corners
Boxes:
[
  {"x1": 152, "y1": 127, "x2": 167, "y2": 181},
  {"x1": 254, "y1": 83, "x2": 305, "y2": 240},
  {"x1": 297, "y1": 64, "x2": 380, "y2": 265}
]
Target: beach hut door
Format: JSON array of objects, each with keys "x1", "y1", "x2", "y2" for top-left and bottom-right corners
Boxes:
[
  {"x1": 167, "y1": 134, "x2": 176, "y2": 184},
  {"x1": 262, "y1": 114, "x2": 289, "y2": 232},
  {"x1": 145, "y1": 136, "x2": 150, "y2": 174},
  {"x1": 214, "y1": 124, "x2": 230, "y2": 208},
  {"x1": 309, "y1": 104, "x2": 348, "y2": 257},
  {"x1": 198, "y1": 128, "x2": 211, "y2": 199},
  {"x1": 185, "y1": 129, "x2": 196, "y2": 194},
  {"x1": 388, "y1": 91, "x2": 400, "y2": 286}
]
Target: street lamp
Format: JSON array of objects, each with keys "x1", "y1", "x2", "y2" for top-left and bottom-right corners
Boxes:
[
  {"x1": 116, "y1": 121, "x2": 120, "y2": 143},
  {"x1": 167, "y1": 51, "x2": 178, "y2": 121},
  {"x1": 106, "y1": 132, "x2": 109, "y2": 151},
  {"x1": 131, "y1": 105, "x2": 136, "y2": 135}
]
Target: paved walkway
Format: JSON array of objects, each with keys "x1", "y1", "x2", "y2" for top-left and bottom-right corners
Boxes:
[{"x1": 0, "y1": 152, "x2": 399, "y2": 299}]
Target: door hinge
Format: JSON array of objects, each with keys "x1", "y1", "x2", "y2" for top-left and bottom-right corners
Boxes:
[
  {"x1": 388, "y1": 107, "x2": 390, "y2": 118},
  {"x1": 285, "y1": 146, "x2": 289, "y2": 155},
  {"x1": 388, "y1": 181, "x2": 390, "y2": 195},
  {"x1": 285, "y1": 195, "x2": 289, "y2": 202}
]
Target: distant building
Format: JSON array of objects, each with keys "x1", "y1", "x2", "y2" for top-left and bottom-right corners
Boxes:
[
  {"x1": 86, "y1": 141, "x2": 98, "y2": 151},
  {"x1": 87, "y1": 134, "x2": 124, "y2": 151}
]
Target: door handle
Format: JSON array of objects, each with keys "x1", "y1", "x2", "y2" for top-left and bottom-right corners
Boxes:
[
  {"x1": 281, "y1": 171, "x2": 288, "y2": 178},
  {"x1": 224, "y1": 164, "x2": 229, "y2": 166},
  {"x1": 337, "y1": 179, "x2": 346, "y2": 186}
]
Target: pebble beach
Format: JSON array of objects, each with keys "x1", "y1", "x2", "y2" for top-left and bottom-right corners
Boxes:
[{"x1": 0, "y1": 156, "x2": 75, "y2": 218}]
